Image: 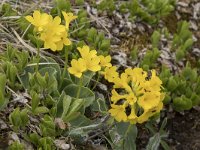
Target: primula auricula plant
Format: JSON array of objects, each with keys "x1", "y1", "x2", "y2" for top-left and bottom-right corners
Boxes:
[
  {"x1": 25, "y1": 10, "x2": 77, "y2": 51},
  {"x1": 68, "y1": 45, "x2": 112, "y2": 78},
  {"x1": 25, "y1": 10, "x2": 164, "y2": 125},
  {"x1": 104, "y1": 67, "x2": 164, "y2": 124},
  {"x1": 68, "y1": 45, "x2": 164, "y2": 124}
]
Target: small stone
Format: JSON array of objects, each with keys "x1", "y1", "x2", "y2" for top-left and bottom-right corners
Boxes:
[
  {"x1": 97, "y1": 83, "x2": 107, "y2": 91},
  {"x1": 193, "y1": 3, "x2": 200, "y2": 19},
  {"x1": 0, "y1": 119, "x2": 8, "y2": 129},
  {"x1": 190, "y1": 21, "x2": 198, "y2": 30},
  {"x1": 95, "y1": 92, "x2": 105, "y2": 100},
  {"x1": 112, "y1": 51, "x2": 127, "y2": 67},
  {"x1": 112, "y1": 27, "x2": 119, "y2": 34},
  {"x1": 54, "y1": 140, "x2": 70, "y2": 150},
  {"x1": 177, "y1": 2, "x2": 189, "y2": 7},
  {"x1": 55, "y1": 118, "x2": 66, "y2": 130},
  {"x1": 192, "y1": 48, "x2": 200, "y2": 57},
  {"x1": 8, "y1": 132, "x2": 19, "y2": 145}
]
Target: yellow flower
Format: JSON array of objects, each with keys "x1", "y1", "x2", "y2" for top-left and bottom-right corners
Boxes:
[
  {"x1": 144, "y1": 70, "x2": 162, "y2": 92},
  {"x1": 137, "y1": 92, "x2": 161, "y2": 111},
  {"x1": 40, "y1": 31, "x2": 61, "y2": 51},
  {"x1": 77, "y1": 46, "x2": 101, "y2": 72},
  {"x1": 137, "y1": 102, "x2": 163, "y2": 124},
  {"x1": 39, "y1": 16, "x2": 66, "y2": 51},
  {"x1": 62, "y1": 11, "x2": 77, "y2": 30},
  {"x1": 45, "y1": 16, "x2": 65, "y2": 35},
  {"x1": 68, "y1": 58, "x2": 87, "y2": 78},
  {"x1": 86, "y1": 56, "x2": 101, "y2": 72},
  {"x1": 99, "y1": 55, "x2": 112, "y2": 67},
  {"x1": 128, "y1": 106, "x2": 138, "y2": 124},
  {"x1": 109, "y1": 104, "x2": 127, "y2": 122},
  {"x1": 106, "y1": 67, "x2": 164, "y2": 124},
  {"x1": 113, "y1": 73, "x2": 132, "y2": 92},
  {"x1": 77, "y1": 46, "x2": 97, "y2": 59},
  {"x1": 111, "y1": 89, "x2": 127, "y2": 104},
  {"x1": 126, "y1": 92, "x2": 137, "y2": 105},
  {"x1": 56, "y1": 32, "x2": 71, "y2": 51},
  {"x1": 103, "y1": 66, "x2": 119, "y2": 82},
  {"x1": 25, "y1": 10, "x2": 50, "y2": 31}
]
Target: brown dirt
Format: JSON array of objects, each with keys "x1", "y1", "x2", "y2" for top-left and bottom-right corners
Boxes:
[{"x1": 168, "y1": 109, "x2": 200, "y2": 150}]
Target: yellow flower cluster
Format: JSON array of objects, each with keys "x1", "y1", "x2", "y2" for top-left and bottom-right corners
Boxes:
[
  {"x1": 68, "y1": 45, "x2": 112, "y2": 78},
  {"x1": 25, "y1": 10, "x2": 77, "y2": 51},
  {"x1": 104, "y1": 67, "x2": 164, "y2": 124}
]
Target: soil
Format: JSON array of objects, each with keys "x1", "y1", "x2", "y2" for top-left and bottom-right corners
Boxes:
[
  {"x1": 135, "y1": 108, "x2": 200, "y2": 150},
  {"x1": 168, "y1": 109, "x2": 200, "y2": 150},
  {"x1": 1, "y1": 0, "x2": 200, "y2": 149}
]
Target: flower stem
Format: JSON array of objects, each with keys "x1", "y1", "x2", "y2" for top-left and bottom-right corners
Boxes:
[
  {"x1": 59, "y1": 46, "x2": 69, "y2": 90},
  {"x1": 92, "y1": 72, "x2": 100, "y2": 90},
  {"x1": 36, "y1": 40, "x2": 40, "y2": 73},
  {"x1": 76, "y1": 77, "x2": 82, "y2": 99}
]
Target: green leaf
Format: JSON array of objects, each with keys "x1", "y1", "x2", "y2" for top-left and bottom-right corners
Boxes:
[
  {"x1": 70, "y1": 114, "x2": 92, "y2": 127},
  {"x1": 161, "y1": 140, "x2": 171, "y2": 150},
  {"x1": 91, "y1": 98, "x2": 108, "y2": 113},
  {"x1": 38, "y1": 137, "x2": 54, "y2": 150},
  {"x1": 146, "y1": 133, "x2": 161, "y2": 150},
  {"x1": 55, "y1": 0, "x2": 71, "y2": 12},
  {"x1": 191, "y1": 93, "x2": 200, "y2": 106},
  {"x1": 130, "y1": 47, "x2": 138, "y2": 61},
  {"x1": 100, "y1": 39, "x2": 110, "y2": 51},
  {"x1": 0, "y1": 73, "x2": 7, "y2": 110},
  {"x1": 56, "y1": 92, "x2": 72, "y2": 118},
  {"x1": 9, "y1": 108, "x2": 28, "y2": 129},
  {"x1": 68, "y1": 121, "x2": 101, "y2": 144},
  {"x1": 167, "y1": 77, "x2": 177, "y2": 91},
  {"x1": 110, "y1": 122, "x2": 137, "y2": 150},
  {"x1": 39, "y1": 67, "x2": 58, "y2": 78},
  {"x1": 9, "y1": 107, "x2": 21, "y2": 128},
  {"x1": 29, "y1": 133, "x2": 40, "y2": 146},
  {"x1": 173, "y1": 96, "x2": 193, "y2": 111},
  {"x1": 175, "y1": 49, "x2": 185, "y2": 61},
  {"x1": 40, "y1": 115, "x2": 55, "y2": 137},
  {"x1": 1, "y1": 3, "x2": 17, "y2": 16},
  {"x1": 71, "y1": 71, "x2": 94, "y2": 86},
  {"x1": 35, "y1": 72, "x2": 46, "y2": 89},
  {"x1": 87, "y1": 28, "x2": 97, "y2": 43},
  {"x1": 151, "y1": 30, "x2": 161, "y2": 48},
  {"x1": 160, "y1": 118, "x2": 167, "y2": 132},
  {"x1": 182, "y1": 66, "x2": 197, "y2": 82},
  {"x1": 20, "y1": 109, "x2": 29, "y2": 126},
  {"x1": 8, "y1": 141, "x2": 24, "y2": 150},
  {"x1": 75, "y1": 0, "x2": 84, "y2": 5},
  {"x1": 63, "y1": 98, "x2": 84, "y2": 122},
  {"x1": 20, "y1": 57, "x2": 61, "y2": 89},
  {"x1": 34, "y1": 106, "x2": 49, "y2": 115},
  {"x1": 163, "y1": 93, "x2": 171, "y2": 104},
  {"x1": 5, "y1": 62, "x2": 17, "y2": 87},
  {"x1": 30, "y1": 91, "x2": 40, "y2": 112},
  {"x1": 64, "y1": 84, "x2": 95, "y2": 107},
  {"x1": 183, "y1": 38, "x2": 193, "y2": 51}
]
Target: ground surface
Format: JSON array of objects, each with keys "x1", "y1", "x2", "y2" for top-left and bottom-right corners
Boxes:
[{"x1": 0, "y1": 0, "x2": 200, "y2": 149}]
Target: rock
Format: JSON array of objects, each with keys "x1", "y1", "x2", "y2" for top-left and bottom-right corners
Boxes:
[
  {"x1": 111, "y1": 51, "x2": 128, "y2": 67},
  {"x1": 95, "y1": 92, "x2": 105, "y2": 100},
  {"x1": 55, "y1": 118, "x2": 66, "y2": 130},
  {"x1": 178, "y1": 2, "x2": 189, "y2": 7},
  {"x1": 0, "y1": 119, "x2": 8, "y2": 129},
  {"x1": 190, "y1": 20, "x2": 198, "y2": 30},
  {"x1": 192, "y1": 48, "x2": 200, "y2": 57},
  {"x1": 193, "y1": 3, "x2": 200, "y2": 19},
  {"x1": 54, "y1": 140, "x2": 70, "y2": 150}
]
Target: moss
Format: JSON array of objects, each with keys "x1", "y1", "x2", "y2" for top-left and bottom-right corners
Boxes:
[
  {"x1": 162, "y1": 12, "x2": 178, "y2": 33},
  {"x1": 120, "y1": 33, "x2": 150, "y2": 52}
]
